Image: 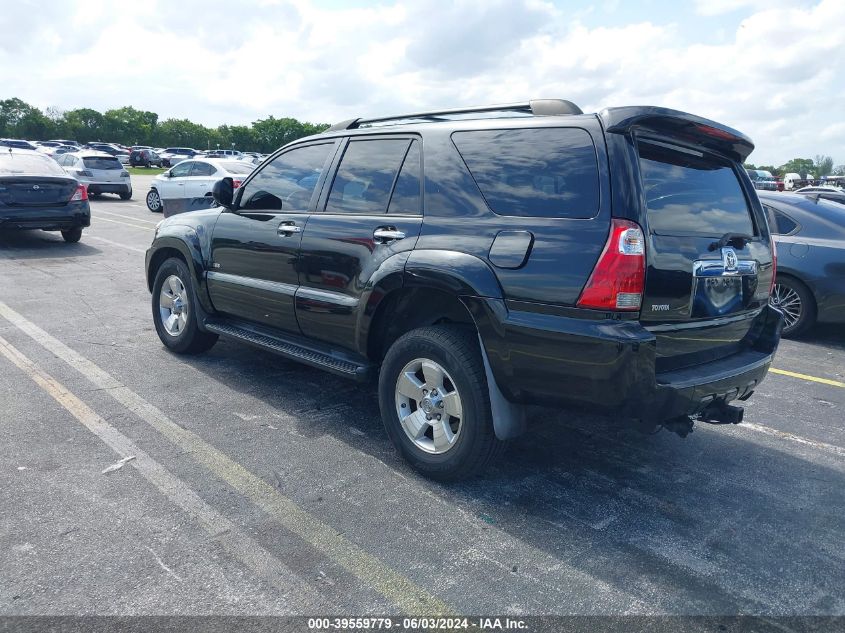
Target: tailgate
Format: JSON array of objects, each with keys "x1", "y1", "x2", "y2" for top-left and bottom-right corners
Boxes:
[{"x1": 635, "y1": 138, "x2": 774, "y2": 371}]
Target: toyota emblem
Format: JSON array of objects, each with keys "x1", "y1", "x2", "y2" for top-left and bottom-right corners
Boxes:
[{"x1": 722, "y1": 247, "x2": 738, "y2": 272}]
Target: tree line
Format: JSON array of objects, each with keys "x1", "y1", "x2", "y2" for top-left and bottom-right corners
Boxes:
[
  {"x1": 744, "y1": 155, "x2": 843, "y2": 178},
  {"x1": 0, "y1": 97, "x2": 330, "y2": 153}
]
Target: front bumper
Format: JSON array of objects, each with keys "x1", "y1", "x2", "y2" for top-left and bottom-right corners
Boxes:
[{"x1": 472, "y1": 298, "x2": 782, "y2": 424}]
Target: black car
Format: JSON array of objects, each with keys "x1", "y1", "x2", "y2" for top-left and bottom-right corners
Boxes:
[
  {"x1": 0, "y1": 149, "x2": 90, "y2": 243},
  {"x1": 129, "y1": 149, "x2": 163, "y2": 168},
  {"x1": 0, "y1": 138, "x2": 39, "y2": 151},
  {"x1": 145, "y1": 100, "x2": 781, "y2": 480},
  {"x1": 758, "y1": 191, "x2": 845, "y2": 336},
  {"x1": 794, "y1": 186, "x2": 845, "y2": 206}
]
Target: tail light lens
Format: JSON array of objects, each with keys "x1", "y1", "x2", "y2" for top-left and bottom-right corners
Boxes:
[
  {"x1": 70, "y1": 184, "x2": 88, "y2": 201},
  {"x1": 120, "y1": 171, "x2": 130, "y2": 178},
  {"x1": 769, "y1": 236, "x2": 777, "y2": 295},
  {"x1": 577, "y1": 219, "x2": 646, "y2": 311}
]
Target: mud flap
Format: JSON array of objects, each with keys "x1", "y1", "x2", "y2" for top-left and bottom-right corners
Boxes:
[{"x1": 478, "y1": 335, "x2": 526, "y2": 440}]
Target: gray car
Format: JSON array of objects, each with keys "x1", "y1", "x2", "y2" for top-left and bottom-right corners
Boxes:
[
  {"x1": 57, "y1": 151, "x2": 132, "y2": 199},
  {"x1": 759, "y1": 191, "x2": 845, "y2": 336}
]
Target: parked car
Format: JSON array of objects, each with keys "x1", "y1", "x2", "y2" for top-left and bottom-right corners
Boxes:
[
  {"x1": 129, "y1": 149, "x2": 163, "y2": 168},
  {"x1": 144, "y1": 100, "x2": 781, "y2": 480},
  {"x1": 204, "y1": 149, "x2": 244, "y2": 159},
  {"x1": 0, "y1": 149, "x2": 89, "y2": 242},
  {"x1": 57, "y1": 151, "x2": 132, "y2": 200},
  {"x1": 35, "y1": 143, "x2": 78, "y2": 158},
  {"x1": 0, "y1": 138, "x2": 40, "y2": 151},
  {"x1": 746, "y1": 169, "x2": 777, "y2": 191},
  {"x1": 793, "y1": 186, "x2": 845, "y2": 206},
  {"x1": 759, "y1": 191, "x2": 845, "y2": 337},
  {"x1": 86, "y1": 142, "x2": 131, "y2": 164},
  {"x1": 159, "y1": 147, "x2": 199, "y2": 168},
  {"x1": 49, "y1": 139, "x2": 81, "y2": 148},
  {"x1": 146, "y1": 158, "x2": 254, "y2": 215}
]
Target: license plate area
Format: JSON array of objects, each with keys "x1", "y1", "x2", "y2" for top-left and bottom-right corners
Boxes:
[{"x1": 691, "y1": 251, "x2": 758, "y2": 318}]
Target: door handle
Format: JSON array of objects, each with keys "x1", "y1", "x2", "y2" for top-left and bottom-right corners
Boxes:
[
  {"x1": 373, "y1": 227, "x2": 406, "y2": 243},
  {"x1": 278, "y1": 222, "x2": 302, "y2": 236}
]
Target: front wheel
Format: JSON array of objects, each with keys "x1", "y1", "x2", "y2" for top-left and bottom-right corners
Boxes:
[
  {"x1": 151, "y1": 257, "x2": 218, "y2": 354},
  {"x1": 379, "y1": 325, "x2": 504, "y2": 481},
  {"x1": 770, "y1": 276, "x2": 816, "y2": 337},
  {"x1": 146, "y1": 189, "x2": 162, "y2": 212}
]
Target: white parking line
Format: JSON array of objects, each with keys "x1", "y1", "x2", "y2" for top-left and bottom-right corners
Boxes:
[
  {"x1": 93, "y1": 209, "x2": 159, "y2": 225},
  {"x1": 86, "y1": 235, "x2": 147, "y2": 254},
  {"x1": 94, "y1": 216, "x2": 154, "y2": 231},
  {"x1": 0, "y1": 301, "x2": 452, "y2": 615},
  {"x1": 0, "y1": 334, "x2": 323, "y2": 612},
  {"x1": 742, "y1": 421, "x2": 845, "y2": 458}
]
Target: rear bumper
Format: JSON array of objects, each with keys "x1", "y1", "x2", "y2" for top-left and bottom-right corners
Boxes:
[
  {"x1": 0, "y1": 202, "x2": 91, "y2": 231},
  {"x1": 469, "y1": 298, "x2": 782, "y2": 424},
  {"x1": 85, "y1": 182, "x2": 131, "y2": 194}
]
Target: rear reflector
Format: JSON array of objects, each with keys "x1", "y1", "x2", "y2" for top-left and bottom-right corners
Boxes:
[
  {"x1": 70, "y1": 184, "x2": 88, "y2": 201},
  {"x1": 576, "y1": 219, "x2": 645, "y2": 311}
]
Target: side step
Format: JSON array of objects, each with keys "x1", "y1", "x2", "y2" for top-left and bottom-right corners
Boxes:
[{"x1": 204, "y1": 319, "x2": 373, "y2": 381}]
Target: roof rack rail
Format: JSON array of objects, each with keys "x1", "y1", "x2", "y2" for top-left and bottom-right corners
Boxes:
[{"x1": 327, "y1": 99, "x2": 583, "y2": 131}]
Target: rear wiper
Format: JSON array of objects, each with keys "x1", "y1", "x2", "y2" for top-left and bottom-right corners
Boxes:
[{"x1": 708, "y1": 232, "x2": 753, "y2": 251}]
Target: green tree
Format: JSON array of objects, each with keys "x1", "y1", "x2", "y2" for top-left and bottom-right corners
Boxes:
[
  {"x1": 62, "y1": 108, "x2": 105, "y2": 143},
  {"x1": 102, "y1": 106, "x2": 158, "y2": 145},
  {"x1": 833, "y1": 164, "x2": 845, "y2": 176},
  {"x1": 779, "y1": 158, "x2": 815, "y2": 177},
  {"x1": 814, "y1": 154, "x2": 834, "y2": 178},
  {"x1": 0, "y1": 97, "x2": 54, "y2": 139},
  {"x1": 756, "y1": 164, "x2": 781, "y2": 178}
]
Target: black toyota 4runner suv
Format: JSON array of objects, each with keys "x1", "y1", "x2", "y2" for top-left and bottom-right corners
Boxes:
[{"x1": 145, "y1": 99, "x2": 782, "y2": 480}]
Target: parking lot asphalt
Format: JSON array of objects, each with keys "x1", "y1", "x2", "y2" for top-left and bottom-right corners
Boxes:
[{"x1": 0, "y1": 173, "x2": 843, "y2": 617}]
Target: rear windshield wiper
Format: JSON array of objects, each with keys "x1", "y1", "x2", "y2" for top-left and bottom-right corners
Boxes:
[{"x1": 708, "y1": 232, "x2": 753, "y2": 251}]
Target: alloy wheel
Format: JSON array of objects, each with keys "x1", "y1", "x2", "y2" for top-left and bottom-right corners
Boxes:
[
  {"x1": 159, "y1": 275, "x2": 189, "y2": 337},
  {"x1": 770, "y1": 283, "x2": 802, "y2": 331},
  {"x1": 394, "y1": 358, "x2": 463, "y2": 454}
]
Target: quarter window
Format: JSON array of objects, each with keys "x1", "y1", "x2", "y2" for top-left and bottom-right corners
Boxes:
[
  {"x1": 452, "y1": 128, "x2": 600, "y2": 218},
  {"x1": 240, "y1": 143, "x2": 333, "y2": 211},
  {"x1": 325, "y1": 139, "x2": 412, "y2": 215},
  {"x1": 387, "y1": 140, "x2": 422, "y2": 215}
]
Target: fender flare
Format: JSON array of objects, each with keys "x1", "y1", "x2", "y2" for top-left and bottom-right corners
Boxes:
[{"x1": 146, "y1": 230, "x2": 214, "y2": 317}]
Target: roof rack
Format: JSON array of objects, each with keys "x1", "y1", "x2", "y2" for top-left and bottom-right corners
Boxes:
[{"x1": 327, "y1": 99, "x2": 583, "y2": 131}]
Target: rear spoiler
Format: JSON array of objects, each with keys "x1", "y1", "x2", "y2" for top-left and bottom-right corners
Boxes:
[{"x1": 599, "y1": 106, "x2": 754, "y2": 163}]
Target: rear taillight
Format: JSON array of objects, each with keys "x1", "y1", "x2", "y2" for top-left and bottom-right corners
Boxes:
[
  {"x1": 120, "y1": 171, "x2": 130, "y2": 177},
  {"x1": 70, "y1": 184, "x2": 88, "y2": 201},
  {"x1": 576, "y1": 219, "x2": 645, "y2": 311},
  {"x1": 232, "y1": 179, "x2": 242, "y2": 189},
  {"x1": 769, "y1": 237, "x2": 777, "y2": 296}
]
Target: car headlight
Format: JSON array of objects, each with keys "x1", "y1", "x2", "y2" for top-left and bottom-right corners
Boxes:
[{"x1": 154, "y1": 219, "x2": 165, "y2": 238}]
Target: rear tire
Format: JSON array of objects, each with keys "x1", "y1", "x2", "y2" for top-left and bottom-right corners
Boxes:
[
  {"x1": 379, "y1": 325, "x2": 505, "y2": 481},
  {"x1": 61, "y1": 227, "x2": 82, "y2": 243},
  {"x1": 120, "y1": 189, "x2": 132, "y2": 200},
  {"x1": 151, "y1": 257, "x2": 218, "y2": 354},
  {"x1": 770, "y1": 275, "x2": 816, "y2": 337}
]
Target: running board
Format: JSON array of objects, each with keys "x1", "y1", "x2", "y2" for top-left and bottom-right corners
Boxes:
[{"x1": 204, "y1": 319, "x2": 373, "y2": 381}]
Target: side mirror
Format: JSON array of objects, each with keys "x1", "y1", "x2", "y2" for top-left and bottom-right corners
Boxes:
[
  {"x1": 163, "y1": 171, "x2": 171, "y2": 178},
  {"x1": 213, "y1": 177, "x2": 235, "y2": 211}
]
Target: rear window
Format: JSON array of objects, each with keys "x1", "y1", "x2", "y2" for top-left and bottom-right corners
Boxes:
[
  {"x1": 219, "y1": 161, "x2": 254, "y2": 175},
  {"x1": 0, "y1": 153, "x2": 65, "y2": 176},
  {"x1": 638, "y1": 141, "x2": 755, "y2": 236},
  {"x1": 452, "y1": 127, "x2": 600, "y2": 218},
  {"x1": 83, "y1": 157, "x2": 122, "y2": 170}
]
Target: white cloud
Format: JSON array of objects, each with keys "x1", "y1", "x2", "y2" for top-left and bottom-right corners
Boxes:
[{"x1": 0, "y1": 0, "x2": 843, "y2": 165}]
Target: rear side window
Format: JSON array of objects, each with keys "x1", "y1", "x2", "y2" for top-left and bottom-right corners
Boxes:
[
  {"x1": 764, "y1": 205, "x2": 798, "y2": 235},
  {"x1": 452, "y1": 128, "x2": 600, "y2": 218},
  {"x1": 190, "y1": 162, "x2": 216, "y2": 176},
  {"x1": 325, "y1": 138, "x2": 411, "y2": 214},
  {"x1": 83, "y1": 157, "x2": 122, "y2": 170},
  {"x1": 638, "y1": 141, "x2": 755, "y2": 236}
]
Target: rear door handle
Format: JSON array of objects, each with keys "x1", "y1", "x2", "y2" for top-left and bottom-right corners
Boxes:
[
  {"x1": 373, "y1": 227, "x2": 405, "y2": 243},
  {"x1": 278, "y1": 222, "x2": 302, "y2": 236}
]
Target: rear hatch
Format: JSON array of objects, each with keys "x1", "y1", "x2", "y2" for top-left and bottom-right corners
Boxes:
[{"x1": 632, "y1": 133, "x2": 773, "y2": 372}]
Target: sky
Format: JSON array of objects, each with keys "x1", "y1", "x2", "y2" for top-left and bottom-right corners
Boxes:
[{"x1": 0, "y1": 0, "x2": 842, "y2": 166}]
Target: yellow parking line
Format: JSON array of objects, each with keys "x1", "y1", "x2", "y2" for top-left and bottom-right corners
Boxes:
[
  {"x1": 770, "y1": 368, "x2": 845, "y2": 389},
  {"x1": 0, "y1": 334, "x2": 323, "y2": 611},
  {"x1": 0, "y1": 301, "x2": 452, "y2": 616},
  {"x1": 94, "y1": 216, "x2": 154, "y2": 231}
]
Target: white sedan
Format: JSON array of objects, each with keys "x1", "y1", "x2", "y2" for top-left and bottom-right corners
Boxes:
[{"x1": 146, "y1": 158, "x2": 255, "y2": 214}]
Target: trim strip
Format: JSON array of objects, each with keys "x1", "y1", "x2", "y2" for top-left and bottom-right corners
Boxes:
[
  {"x1": 207, "y1": 271, "x2": 297, "y2": 297},
  {"x1": 297, "y1": 287, "x2": 359, "y2": 308}
]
